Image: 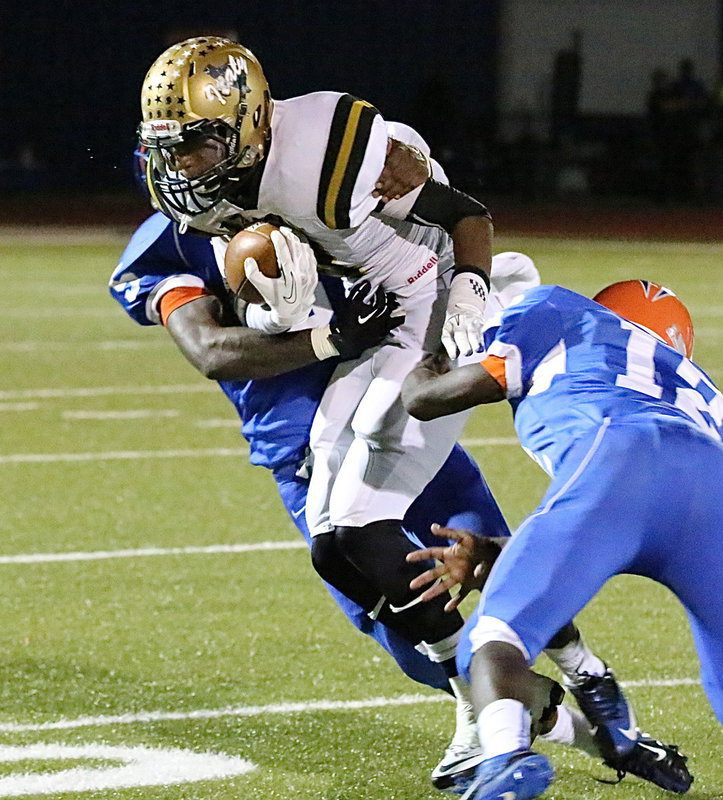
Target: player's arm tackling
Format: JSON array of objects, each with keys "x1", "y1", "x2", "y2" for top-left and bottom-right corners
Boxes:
[
  {"x1": 164, "y1": 293, "x2": 320, "y2": 380},
  {"x1": 401, "y1": 352, "x2": 504, "y2": 421},
  {"x1": 164, "y1": 282, "x2": 404, "y2": 381}
]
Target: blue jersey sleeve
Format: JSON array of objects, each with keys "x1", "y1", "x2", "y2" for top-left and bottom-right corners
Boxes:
[
  {"x1": 109, "y1": 212, "x2": 225, "y2": 325},
  {"x1": 484, "y1": 285, "x2": 723, "y2": 474},
  {"x1": 110, "y1": 215, "x2": 343, "y2": 474},
  {"x1": 483, "y1": 286, "x2": 566, "y2": 398}
]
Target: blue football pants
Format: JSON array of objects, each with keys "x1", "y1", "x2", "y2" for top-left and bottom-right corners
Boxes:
[{"x1": 457, "y1": 419, "x2": 723, "y2": 721}]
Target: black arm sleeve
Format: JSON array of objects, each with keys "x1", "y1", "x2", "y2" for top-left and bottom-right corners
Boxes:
[{"x1": 408, "y1": 180, "x2": 491, "y2": 233}]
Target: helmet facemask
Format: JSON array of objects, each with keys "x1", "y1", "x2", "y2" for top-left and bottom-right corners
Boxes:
[{"x1": 139, "y1": 118, "x2": 243, "y2": 216}]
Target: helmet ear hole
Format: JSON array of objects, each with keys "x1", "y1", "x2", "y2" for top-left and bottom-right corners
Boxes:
[{"x1": 593, "y1": 280, "x2": 694, "y2": 359}]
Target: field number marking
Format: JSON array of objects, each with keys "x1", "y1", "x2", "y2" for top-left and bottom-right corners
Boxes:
[{"x1": 0, "y1": 743, "x2": 255, "y2": 796}]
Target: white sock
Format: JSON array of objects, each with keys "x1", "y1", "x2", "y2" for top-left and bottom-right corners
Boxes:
[
  {"x1": 545, "y1": 634, "x2": 605, "y2": 684},
  {"x1": 477, "y1": 699, "x2": 531, "y2": 760},
  {"x1": 448, "y1": 675, "x2": 479, "y2": 749},
  {"x1": 540, "y1": 703, "x2": 575, "y2": 745},
  {"x1": 540, "y1": 704, "x2": 599, "y2": 757}
]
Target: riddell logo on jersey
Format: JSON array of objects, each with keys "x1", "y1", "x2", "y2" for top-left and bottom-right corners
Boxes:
[{"x1": 406, "y1": 255, "x2": 439, "y2": 284}]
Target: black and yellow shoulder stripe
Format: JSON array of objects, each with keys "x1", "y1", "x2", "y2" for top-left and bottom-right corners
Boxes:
[{"x1": 317, "y1": 94, "x2": 380, "y2": 229}]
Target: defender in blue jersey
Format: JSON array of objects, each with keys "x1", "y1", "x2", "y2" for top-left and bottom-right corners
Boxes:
[
  {"x1": 110, "y1": 210, "x2": 509, "y2": 665},
  {"x1": 403, "y1": 280, "x2": 717, "y2": 798},
  {"x1": 111, "y1": 215, "x2": 691, "y2": 793},
  {"x1": 110, "y1": 210, "x2": 519, "y2": 789}
]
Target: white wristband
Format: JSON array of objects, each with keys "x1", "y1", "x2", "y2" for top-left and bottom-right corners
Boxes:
[{"x1": 310, "y1": 325, "x2": 340, "y2": 360}]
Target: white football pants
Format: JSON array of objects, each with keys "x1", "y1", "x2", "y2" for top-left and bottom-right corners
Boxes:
[{"x1": 305, "y1": 251, "x2": 540, "y2": 536}]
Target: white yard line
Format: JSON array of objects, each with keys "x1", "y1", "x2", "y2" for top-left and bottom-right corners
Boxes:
[
  {"x1": 459, "y1": 437, "x2": 519, "y2": 447},
  {"x1": 0, "y1": 403, "x2": 40, "y2": 412},
  {"x1": 0, "y1": 438, "x2": 517, "y2": 465},
  {"x1": 0, "y1": 384, "x2": 214, "y2": 401},
  {"x1": 0, "y1": 684, "x2": 700, "y2": 734},
  {"x1": 0, "y1": 448, "x2": 248, "y2": 464},
  {"x1": 61, "y1": 410, "x2": 180, "y2": 420},
  {"x1": 0, "y1": 541, "x2": 306, "y2": 565}
]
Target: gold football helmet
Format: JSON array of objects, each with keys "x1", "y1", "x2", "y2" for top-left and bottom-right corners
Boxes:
[{"x1": 138, "y1": 36, "x2": 271, "y2": 217}]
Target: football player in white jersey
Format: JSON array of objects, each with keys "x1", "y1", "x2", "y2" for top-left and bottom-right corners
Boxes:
[{"x1": 137, "y1": 35, "x2": 496, "y2": 767}]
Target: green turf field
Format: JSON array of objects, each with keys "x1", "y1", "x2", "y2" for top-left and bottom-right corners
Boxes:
[{"x1": 0, "y1": 230, "x2": 720, "y2": 798}]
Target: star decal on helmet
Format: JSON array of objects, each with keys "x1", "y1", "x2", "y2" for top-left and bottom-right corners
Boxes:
[{"x1": 139, "y1": 36, "x2": 272, "y2": 210}]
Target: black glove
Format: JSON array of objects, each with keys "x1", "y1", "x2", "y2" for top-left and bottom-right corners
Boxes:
[{"x1": 329, "y1": 280, "x2": 405, "y2": 359}]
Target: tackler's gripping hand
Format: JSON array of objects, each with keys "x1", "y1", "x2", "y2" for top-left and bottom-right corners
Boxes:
[
  {"x1": 373, "y1": 138, "x2": 431, "y2": 202},
  {"x1": 441, "y1": 267, "x2": 490, "y2": 359},
  {"x1": 330, "y1": 280, "x2": 405, "y2": 360},
  {"x1": 244, "y1": 226, "x2": 318, "y2": 329}
]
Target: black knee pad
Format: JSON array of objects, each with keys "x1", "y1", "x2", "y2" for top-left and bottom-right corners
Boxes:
[
  {"x1": 335, "y1": 521, "x2": 463, "y2": 642},
  {"x1": 310, "y1": 532, "x2": 381, "y2": 612},
  {"x1": 335, "y1": 520, "x2": 422, "y2": 604},
  {"x1": 310, "y1": 532, "x2": 340, "y2": 582}
]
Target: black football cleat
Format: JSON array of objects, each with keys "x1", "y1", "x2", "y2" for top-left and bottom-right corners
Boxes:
[
  {"x1": 602, "y1": 733, "x2": 694, "y2": 793},
  {"x1": 567, "y1": 668, "x2": 638, "y2": 759}
]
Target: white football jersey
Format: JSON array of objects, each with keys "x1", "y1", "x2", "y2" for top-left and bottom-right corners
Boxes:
[{"x1": 181, "y1": 92, "x2": 454, "y2": 300}]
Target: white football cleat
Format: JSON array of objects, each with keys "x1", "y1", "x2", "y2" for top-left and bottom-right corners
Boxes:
[
  {"x1": 431, "y1": 743, "x2": 486, "y2": 793},
  {"x1": 432, "y1": 681, "x2": 484, "y2": 792}
]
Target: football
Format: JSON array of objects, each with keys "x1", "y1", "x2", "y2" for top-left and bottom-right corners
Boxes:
[{"x1": 224, "y1": 222, "x2": 281, "y2": 304}]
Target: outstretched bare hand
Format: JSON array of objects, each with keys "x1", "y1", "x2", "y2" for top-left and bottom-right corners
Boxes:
[{"x1": 406, "y1": 523, "x2": 502, "y2": 612}]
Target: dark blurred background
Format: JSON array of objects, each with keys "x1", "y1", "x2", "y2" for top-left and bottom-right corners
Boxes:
[{"x1": 2, "y1": 0, "x2": 723, "y2": 217}]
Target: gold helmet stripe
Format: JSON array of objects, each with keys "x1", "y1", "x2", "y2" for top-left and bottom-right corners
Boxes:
[{"x1": 317, "y1": 95, "x2": 378, "y2": 229}]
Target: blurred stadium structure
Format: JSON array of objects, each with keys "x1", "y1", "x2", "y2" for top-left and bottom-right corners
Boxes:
[{"x1": 1, "y1": 0, "x2": 723, "y2": 213}]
